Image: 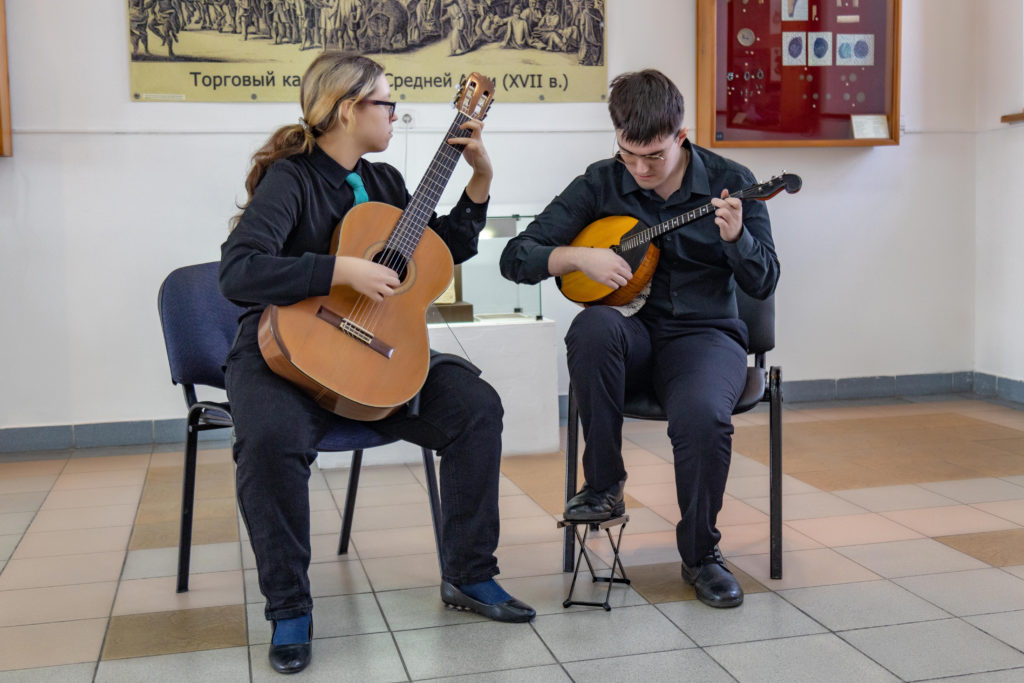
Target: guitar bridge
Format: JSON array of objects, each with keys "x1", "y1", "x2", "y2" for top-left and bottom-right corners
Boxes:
[{"x1": 316, "y1": 306, "x2": 394, "y2": 359}]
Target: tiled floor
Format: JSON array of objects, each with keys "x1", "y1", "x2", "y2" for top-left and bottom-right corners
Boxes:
[{"x1": 3, "y1": 397, "x2": 1024, "y2": 681}]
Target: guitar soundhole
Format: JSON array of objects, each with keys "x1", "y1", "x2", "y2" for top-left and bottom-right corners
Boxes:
[{"x1": 372, "y1": 248, "x2": 409, "y2": 282}]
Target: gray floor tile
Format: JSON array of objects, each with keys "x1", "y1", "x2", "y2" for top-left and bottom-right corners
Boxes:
[
  {"x1": 919, "y1": 670, "x2": 1024, "y2": 682},
  {"x1": 840, "y1": 619, "x2": 1024, "y2": 681},
  {"x1": 244, "y1": 560, "x2": 371, "y2": 604},
  {"x1": 532, "y1": 604, "x2": 694, "y2": 662},
  {"x1": 706, "y1": 633, "x2": 899, "y2": 683},
  {"x1": 0, "y1": 512, "x2": 34, "y2": 536},
  {"x1": 251, "y1": 632, "x2": 407, "y2": 682},
  {"x1": 421, "y1": 665, "x2": 570, "y2": 682},
  {"x1": 0, "y1": 663, "x2": 94, "y2": 682},
  {"x1": 246, "y1": 593, "x2": 388, "y2": 645},
  {"x1": 836, "y1": 538, "x2": 988, "y2": 578},
  {"x1": 895, "y1": 568, "x2": 1024, "y2": 616},
  {"x1": 562, "y1": 649, "x2": 733, "y2": 683},
  {"x1": 500, "y1": 572, "x2": 649, "y2": 616},
  {"x1": 965, "y1": 610, "x2": 1024, "y2": 651},
  {"x1": 394, "y1": 621, "x2": 553, "y2": 679},
  {"x1": 779, "y1": 580, "x2": 951, "y2": 631},
  {"x1": 658, "y1": 592, "x2": 827, "y2": 646},
  {"x1": 376, "y1": 585, "x2": 487, "y2": 631},
  {"x1": 0, "y1": 492, "x2": 48, "y2": 514},
  {"x1": 95, "y1": 647, "x2": 250, "y2": 682},
  {"x1": 0, "y1": 535, "x2": 18, "y2": 562}
]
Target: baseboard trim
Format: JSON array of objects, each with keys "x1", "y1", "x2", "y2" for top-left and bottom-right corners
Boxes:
[{"x1": 4, "y1": 371, "x2": 1024, "y2": 453}]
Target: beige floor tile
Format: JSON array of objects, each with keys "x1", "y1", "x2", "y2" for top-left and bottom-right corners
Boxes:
[
  {"x1": 716, "y1": 497, "x2": 770, "y2": 525},
  {"x1": 0, "y1": 619, "x2": 107, "y2": 672},
  {"x1": 729, "y1": 547, "x2": 880, "y2": 590},
  {"x1": 935, "y1": 528, "x2": 1024, "y2": 566},
  {"x1": 133, "y1": 495, "x2": 236, "y2": 526},
  {"x1": 498, "y1": 494, "x2": 552, "y2": 519},
  {"x1": 309, "y1": 508, "x2": 342, "y2": 536},
  {"x1": 112, "y1": 570, "x2": 244, "y2": 616},
  {"x1": 621, "y1": 463, "x2": 676, "y2": 485},
  {"x1": 728, "y1": 454, "x2": 771, "y2": 477},
  {"x1": 51, "y1": 469, "x2": 147, "y2": 491},
  {"x1": 748, "y1": 491, "x2": 869, "y2": 520},
  {"x1": 787, "y1": 513, "x2": 924, "y2": 547},
  {"x1": 919, "y1": 477, "x2": 1024, "y2": 503},
  {"x1": 973, "y1": 498, "x2": 1024, "y2": 525},
  {"x1": 102, "y1": 604, "x2": 247, "y2": 660},
  {"x1": 835, "y1": 538, "x2": 989, "y2": 578},
  {"x1": 624, "y1": 560, "x2": 767, "y2": 605},
  {"x1": 27, "y1": 505, "x2": 138, "y2": 534},
  {"x1": 0, "y1": 582, "x2": 118, "y2": 627},
  {"x1": 622, "y1": 448, "x2": 672, "y2": 467},
  {"x1": 349, "y1": 500, "x2": 432, "y2": 531},
  {"x1": 0, "y1": 491, "x2": 48, "y2": 514},
  {"x1": 0, "y1": 551, "x2": 125, "y2": 590},
  {"x1": 337, "y1": 483, "x2": 429, "y2": 509},
  {"x1": 494, "y1": 541, "x2": 572, "y2": 580},
  {"x1": 832, "y1": 484, "x2": 959, "y2": 512},
  {"x1": 129, "y1": 515, "x2": 238, "y2": 551},
  {"x1": 350, "y1": 524, "x2": 438, "y2": 558},
  {"x1": 627, "y1": 482, "x2": 681, "y2": 508},
  {"x1": 12, "y1": 526, "x2": 132, "y2": 559},
  {"x1": 0, "y1": 460, "x2": 66, "y2": 478},
  {"x1": 62, "y1": 454, "x2": 150, "y2": 474},
  {"x1": 41, "y1": 485, "x2": 142, "y2": 510},
  {"x1": 717, "y1": 522, "x2": 823, "y2": 556},
  {"x1": 498, "y1": 515, "x2": 562, "y2": 547},
  {"x1": 882, "y1": 505, "x2": 1019, "y2": 537},
  {"x1": 726, "y1": 474, "x2": 819, "y2": 499},
  {"x1": 0, "y1": 475, "x2": 59, "y2": 494},
  {"x1": 307, "y1": 488, "x2": 336, "y2": 512},
  {"x1": 612, "y1": 506, "x2": 676, "y2": 534}
]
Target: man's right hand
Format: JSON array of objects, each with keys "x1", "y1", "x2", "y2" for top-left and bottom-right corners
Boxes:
[
  {"x1": 332, "y1": 256, "x2": 401, "y2": 302},
  {"x1": 548, "y1": 246, "x2": 633, "y2": 289}
]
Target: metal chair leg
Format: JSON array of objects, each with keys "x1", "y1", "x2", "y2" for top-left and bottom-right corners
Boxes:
[
  {"x1": 176, "y1": 408, "x2": 201, "y2": 593},
  {"x1": 769, "y1": 366, "x2": 784, "y2": 580},
  {"x1": 421, "y1": 448, "x2": 443, "y2": 566},
  {"x1": 337, "y1": 450, "x2": 363, "y2": 555},
  {"x1": 563, "y1": 386, "x2": 580, "y2": 572}
]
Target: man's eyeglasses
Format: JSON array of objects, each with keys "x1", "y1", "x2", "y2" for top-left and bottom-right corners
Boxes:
[
  {"x1": 614, "y1": 146, "x2": 669, "y2": 166},
  {"x1": 366, "y1": 99, "x2": 397, "y2": 117}
]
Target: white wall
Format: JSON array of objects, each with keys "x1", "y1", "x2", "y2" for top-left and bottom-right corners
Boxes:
[
  {"x1": 973, "y1": 1, "x2": 1024, "y2": 382},
  {"x1": 0, "y1": 0, "x2": 1012, "y2": 432}
]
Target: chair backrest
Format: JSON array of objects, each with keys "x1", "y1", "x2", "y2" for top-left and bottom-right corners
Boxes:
[
  {"x1": 735, "y1": 289, "x2": 775, "y2": 355},
  {"x1": 158, "y1": 261, "x2": 244, "y2": 391}
]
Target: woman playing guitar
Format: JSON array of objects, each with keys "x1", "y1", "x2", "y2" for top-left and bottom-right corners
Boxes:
[{"x1": 219, "y1": 52, "x2": 535, "y2": 676}]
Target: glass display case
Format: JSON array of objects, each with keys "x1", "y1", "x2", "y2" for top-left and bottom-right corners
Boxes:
[{"x1": 430, "y1": 214, "x2": 543, "y2": 323}]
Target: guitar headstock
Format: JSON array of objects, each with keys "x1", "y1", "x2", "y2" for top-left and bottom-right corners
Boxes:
[
  {"x1": 745, "y1": 172, "x2": 803, "y2": 201},
  {"x1": 454, "y1": 73, "x2": 495, "y2": 122}
]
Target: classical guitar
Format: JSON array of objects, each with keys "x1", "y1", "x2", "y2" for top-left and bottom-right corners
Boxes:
[
  {"x1": 557, "y1": 172, "x2": 802, "y2": 306},
  {"x1": 258, "y1": 74, "x2": 495, "y2": 421}
]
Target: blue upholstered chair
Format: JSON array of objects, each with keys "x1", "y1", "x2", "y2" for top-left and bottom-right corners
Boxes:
[{"x1": 158, "y1": 261, "x2": 443, "y2": 592}]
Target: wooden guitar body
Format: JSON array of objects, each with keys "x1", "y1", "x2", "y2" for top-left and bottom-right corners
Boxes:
[
  {"x1": 557, "y1": 215, "x2": 660, "y2": 306},
  {"x1": 259, "y1": 202, "x2": 454, "y2": 421}
]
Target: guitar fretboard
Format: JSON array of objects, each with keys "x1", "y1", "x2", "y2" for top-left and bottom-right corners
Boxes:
[
  {"x1": 619, "y1": 185, "x2": 759, "y2": 252},
  {"x1": 384, "y1": 112, "x2": 473, "y2": 259}
]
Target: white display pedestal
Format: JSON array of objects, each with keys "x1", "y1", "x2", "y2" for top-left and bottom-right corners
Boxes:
[{"x1": 318, "y1": 316, "x2": 560, "y2": 469}]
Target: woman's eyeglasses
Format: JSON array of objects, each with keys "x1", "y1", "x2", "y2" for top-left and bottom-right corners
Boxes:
[{"x1": 366, "y1": 100, "x2": 397, "y2": 117}]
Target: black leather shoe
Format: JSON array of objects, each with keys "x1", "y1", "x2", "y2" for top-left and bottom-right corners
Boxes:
[
  {"x1": 563, "y1": 477, "x2": 627, "y2": 522},
  {"x1": 681, "y1": 546, "x2": 744, "y2": 608},
  {"x1": 441, "y1": 582, "x2": 536, "y2": 623},
  {"x1": 268, "y1": 619, "x2": 312, "y2": 674}
]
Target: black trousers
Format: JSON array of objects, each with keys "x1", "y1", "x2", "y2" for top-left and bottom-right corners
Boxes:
[
  {"x1": 565, "y1": 307, "x2": 748, "y2": 567},
  {"x1": 225, "y1": 351, "x2": 503, "y2": 622}
]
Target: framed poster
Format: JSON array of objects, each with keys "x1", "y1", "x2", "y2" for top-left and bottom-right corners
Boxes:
[
  {"x1": 0, "y1": 0, "x2": 11, "y2": 157},
  {"x1": 127, "y1": 0, "x2": 607, "y2": 104},
  {"x1": 696, "y1": 0, "x2": 901, "y2": 147}
]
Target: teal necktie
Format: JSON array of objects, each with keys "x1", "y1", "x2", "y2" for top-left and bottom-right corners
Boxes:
[{"x1": 346, "y1": 172, "x2": 368, "y2": 205}]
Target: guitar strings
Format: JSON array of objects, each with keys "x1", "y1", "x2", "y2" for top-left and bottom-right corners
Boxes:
[
  {"x1": 620, "y1": 185, "x2": 758, "y2": 251},
  {"x1": 345, "y1": 112, "x2": 473, "y2": 336}
]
